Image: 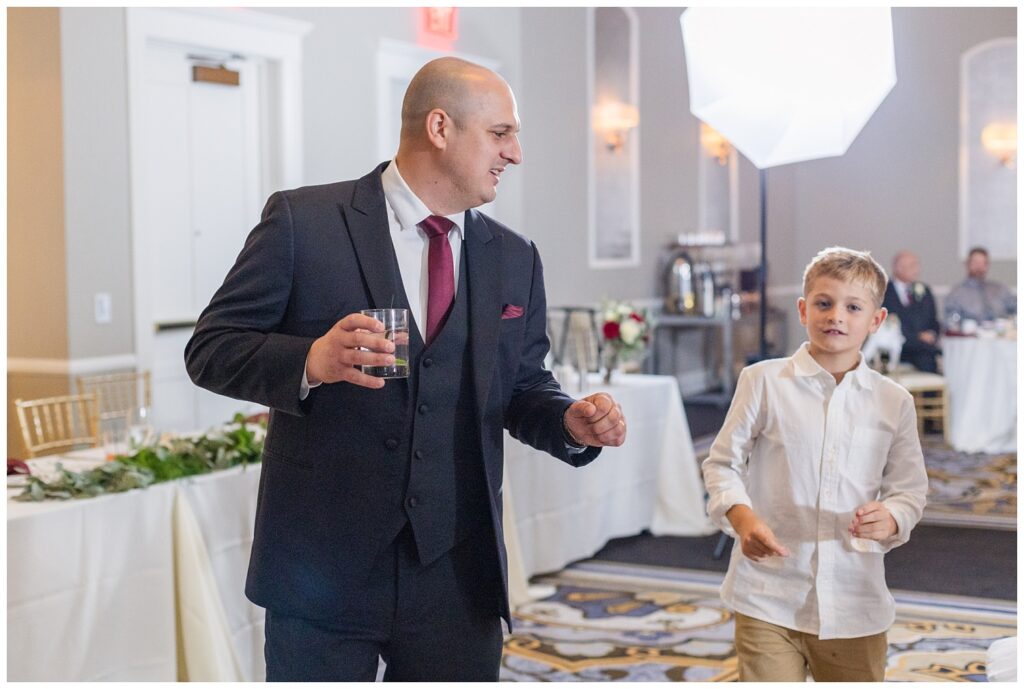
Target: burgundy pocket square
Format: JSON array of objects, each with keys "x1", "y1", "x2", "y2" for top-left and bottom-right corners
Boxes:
[{"x1": 501, "y1": 304, "x2": 525, "y2": 319}]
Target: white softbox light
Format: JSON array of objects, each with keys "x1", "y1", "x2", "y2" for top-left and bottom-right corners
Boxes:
[{"x1": 681, "y1": 7, "x2": 896, "y2": 169}]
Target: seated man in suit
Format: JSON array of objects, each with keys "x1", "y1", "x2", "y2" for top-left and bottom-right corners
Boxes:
[
  {"x1": 944, "y1": 246, "x2": 1017, "y2": 325},
  {"x1": 882, "y1": 250, "x2": 940, "y2": 373}
]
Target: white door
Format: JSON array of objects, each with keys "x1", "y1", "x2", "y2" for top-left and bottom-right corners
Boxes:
[{"x1": 136, "y1": 43, "x2": 265, "y2": 432}]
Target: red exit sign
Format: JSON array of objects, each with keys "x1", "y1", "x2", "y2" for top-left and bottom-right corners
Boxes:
[{"x1": 422, "y1": 7, "x2": 458, "y2": 42}]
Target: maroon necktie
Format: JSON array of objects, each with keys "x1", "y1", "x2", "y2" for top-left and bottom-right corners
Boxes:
[{"x1": 420, "y1": 215, "x2": 455, "y2": 344}]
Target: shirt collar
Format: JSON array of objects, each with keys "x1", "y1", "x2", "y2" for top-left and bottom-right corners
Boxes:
[
  {"x1": 381, "y1": 159, "x2": 464, "y2": 238},
  {"x1": 791, "y1": 342, "x2": 874, "y2": 391}
]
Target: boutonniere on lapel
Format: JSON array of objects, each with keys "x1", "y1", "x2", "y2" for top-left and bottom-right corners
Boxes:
[{"x1": 913, "y1": 282, "x2": 925, "y2": 301}]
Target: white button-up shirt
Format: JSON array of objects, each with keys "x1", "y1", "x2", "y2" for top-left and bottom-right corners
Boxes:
[
  {"x1": 702, "y1": 343, "x2": 928, "y2": 639},
  {"x1": 893, "y1": 279, "x2": 911, "y2": 307},
  {"x1": 380, "y1": 158, "x2": 464, "y2": 335}
]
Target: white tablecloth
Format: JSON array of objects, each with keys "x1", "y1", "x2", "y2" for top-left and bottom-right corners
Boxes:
[
  {"x1": 986, "y1": 636, "x2": 1017, "y2": 682},
  {"x1": 7, "y1": 373, "x2": 713, "y2": 680},
  {"x1": 174, "y1": 465, "x2": 264, "y2": 681},
  {"x1": 943, "y1": 337, "x2": 1017, "y2": 453},
  {"x1": 505, "y1": 373, "x2": 715, "y2": 605},
  {"x1": 7, "y1": 461, "x2": 178, "y2": 681},
  {"x1": 7, "y1": 454, "x2": 263, "y2": 682}
]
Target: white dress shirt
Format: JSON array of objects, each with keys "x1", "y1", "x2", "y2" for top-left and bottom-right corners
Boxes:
[
  {"x1": 702, "y1": 343, "x2": 928, "y2": 639},
  {"x1": 301, "y1": 160, "x2": 463, "y2": 397},
  {"x1": 893, "y1": 279, "x2": 911, "y2": 307},
  {"x1": 380, "y1": 158, "x2": 465, "y2": 332}
]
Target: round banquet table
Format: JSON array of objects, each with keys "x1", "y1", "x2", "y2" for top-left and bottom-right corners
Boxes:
[{"x1": 942, "y1": 336, "x2": 1016, "y2": 454}]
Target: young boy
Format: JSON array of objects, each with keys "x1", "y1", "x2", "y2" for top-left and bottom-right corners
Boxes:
[{"x1": 702, "y1": 247, "x2": 929, "y2": 682}]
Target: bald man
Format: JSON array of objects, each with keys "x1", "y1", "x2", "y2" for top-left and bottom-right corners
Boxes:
[
  {"x1": 881, "y1": 250, "x2": 940, "y2": 372},
  {"x1": 186, "y1": 57, "x2": 626, "y2": 681}
]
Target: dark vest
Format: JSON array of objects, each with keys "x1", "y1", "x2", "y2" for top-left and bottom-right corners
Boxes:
[{"x1": 379, "y1": 248, "x2": 490, "y2": 565}]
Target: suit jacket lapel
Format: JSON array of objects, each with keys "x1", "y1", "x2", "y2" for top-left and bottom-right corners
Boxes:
[
  {"x1": 340, "y1": 163, "x2": 408, "y2": 313},
  {"x1": 464, "y1": 209, "x2": 502, "y2": 409}
]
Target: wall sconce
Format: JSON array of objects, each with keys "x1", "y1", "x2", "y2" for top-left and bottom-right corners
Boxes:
[
  {"x1": 981, "y1": 121, "x2": 1017, "y2": 168},
  {"x1": 699, "y1": 122, "x2": 731, "y2": 165},
  {"x1": 592, "y1": 101, "x2": 639, "y2": 152}
]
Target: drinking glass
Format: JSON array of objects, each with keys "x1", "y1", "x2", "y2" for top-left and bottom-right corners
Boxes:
[
  {"x1": 102, "y1": 415, "x2": 130, "y2": 460},
  {"x1": 129, "y1": 404, "x2": 154, "y2": 447},
  {"x1": 360, "y1": 309, "x2": 410, "y2": 378}
]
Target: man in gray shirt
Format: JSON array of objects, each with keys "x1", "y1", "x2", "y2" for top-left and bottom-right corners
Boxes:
[{"x1": 944, "y1": 247, "x2": 1016, "y2": 323}]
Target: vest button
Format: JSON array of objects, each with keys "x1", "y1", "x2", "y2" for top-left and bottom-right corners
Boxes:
[
  {"x1": 384, "y1": 438, "x2": 398, "y2": 450},
  {"x1": 414, "y1": 449, "x2": 424, "y2": 460},
  {"x1": 407, "y1": 496, "x2": 419, "y2": 508},
  {"x1": 423, "y1": 358, "x2": 433, "y2": 368},
  {"x1": 418, "y1": 403, "x2": 429, "y2": 414}
]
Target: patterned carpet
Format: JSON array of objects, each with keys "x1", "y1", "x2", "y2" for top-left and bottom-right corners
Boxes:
[
  {"x1": 919, "y1": 436, "x2": 1017, "y2": 530},
  {"x1": 500, "y1": 561, "x2": 1017, "y2": 682},
  {"x1": 690, "y1": 434, "x2": 1017, "y2": 530}
]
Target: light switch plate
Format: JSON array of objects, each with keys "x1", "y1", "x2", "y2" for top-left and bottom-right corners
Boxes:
[{"x1": 94, "y1": 293, "x2": 112, "y2": 324}]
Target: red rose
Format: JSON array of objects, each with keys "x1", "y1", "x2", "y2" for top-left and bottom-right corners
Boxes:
[
  {"x1": 630, "y1": 312, "x2": 644, "y2": 322},
  {"x1": 603, "y1": 321, "x2": 621, "y2": 340}
]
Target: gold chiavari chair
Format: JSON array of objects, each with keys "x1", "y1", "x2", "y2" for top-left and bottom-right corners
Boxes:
[
  {"x1": 14, "y1": 393, "x2": 101, "y2": 458},
  {"x1": 76, "y1": 370, "x2": 152, "y2": 430},
  {"x1": 889, "y1": 369, "x2": 951, "y2": 444}
]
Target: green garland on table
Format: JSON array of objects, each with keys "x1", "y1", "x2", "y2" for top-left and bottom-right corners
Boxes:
[{"x1": 14, "y1": 413, "x2": 265, "y2": 502}]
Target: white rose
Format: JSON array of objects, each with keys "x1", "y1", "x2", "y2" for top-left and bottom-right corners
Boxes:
[{"x1": 619, "y1": 319, "x2": 641, "y2": 346}]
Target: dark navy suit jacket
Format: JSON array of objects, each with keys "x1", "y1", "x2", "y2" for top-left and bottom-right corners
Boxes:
[
  {"x1": 184, "y1": 163, "x2": 600, "y2": 625},
  {"x1": 882, "y1": 281, "x2": 941, "y2": 371}
]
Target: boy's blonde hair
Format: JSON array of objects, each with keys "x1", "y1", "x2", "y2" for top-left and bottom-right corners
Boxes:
[{"x1": 802, "y1": 247, "x2": 888, "y2": 306}]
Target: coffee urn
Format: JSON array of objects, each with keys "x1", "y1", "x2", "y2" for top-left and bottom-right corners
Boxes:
[
  {"x1": 694, "y1": 260, "x2": 716, "y2": 317},
  {"x1": 664, "y1": 248, "x2": 697, "y2": 314}
]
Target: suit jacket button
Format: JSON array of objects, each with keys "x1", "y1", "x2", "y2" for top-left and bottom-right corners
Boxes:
[
  {"x1": 385, "y1": 438, "x2": 398, "y2": 450},
  {"x1": 407, "y1": 496, "x2": 419, "y2": 508},
  {"x1": 414, "y1": 449, "x2": 424, "y2": 460},
  {"x1": 418, "y1": 403, "x2": 429, "y2": 414},
  {"x1": 423, "y1": 358, "x2": 433, "y2": 368}
]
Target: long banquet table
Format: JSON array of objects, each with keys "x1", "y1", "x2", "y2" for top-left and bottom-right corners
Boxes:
[
  {"x1": 7, "y1": 373, "x2": 713, "y2": 681},
  {"x1": 942, "y1": 336, "x2": 1017, "y2": 454},
  {"x1": 7, "y1": 471, "x2": 178, "y2": 681}
]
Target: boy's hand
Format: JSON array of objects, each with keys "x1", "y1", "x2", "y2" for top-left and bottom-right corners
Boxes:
[
  {"x1": 849, "y1": 501, "x2": 898, "y2": 541},
  {"x1": 727, "y1": 505, "x2": 791, "y2": 562}
]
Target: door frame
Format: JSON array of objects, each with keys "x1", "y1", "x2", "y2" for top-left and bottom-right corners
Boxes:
[{"x1": 125, "y1": 7, "x2": 310, "y2": 379}]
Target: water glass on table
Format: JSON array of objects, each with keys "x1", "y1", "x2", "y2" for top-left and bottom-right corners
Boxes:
[
  {"x1": 102, "y1": 416, "x2": 130, "y2": 460},
  {"x1": 129, "y1": 404, "x2": 154, "y2": 447}
]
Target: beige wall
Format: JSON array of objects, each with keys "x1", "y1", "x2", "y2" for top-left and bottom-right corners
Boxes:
[
  {"x1": 8, "y1": 8, "x2": 68, "y2": 359},
  {"x1": 61, "y1": 8, "x2": 135, "y2": 360},
  {"x1": 8, "y1": 8, "x2": 72, "y2": 458}
]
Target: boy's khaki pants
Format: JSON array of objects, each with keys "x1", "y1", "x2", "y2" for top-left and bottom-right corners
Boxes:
[{"x1": 733, "y1": 611, "x2": 887, "y2": 682}]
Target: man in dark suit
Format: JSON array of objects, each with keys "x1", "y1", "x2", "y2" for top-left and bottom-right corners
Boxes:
[
  {"x1": 185, "y1": 57, "x2": 626, "y2": 681},
  {"x1": 881, "y1": 250, "x2": 941, "y2": 373}
]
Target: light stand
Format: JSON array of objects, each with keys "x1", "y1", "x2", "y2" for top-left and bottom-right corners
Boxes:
[{"x1": 758, "y1": 168, "x2": 769, "y2": 361}]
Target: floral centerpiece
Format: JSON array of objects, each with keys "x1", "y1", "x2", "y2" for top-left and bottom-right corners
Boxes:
[{"x1": 600, "y1": 300, "x2": 652, "y2": 383}]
